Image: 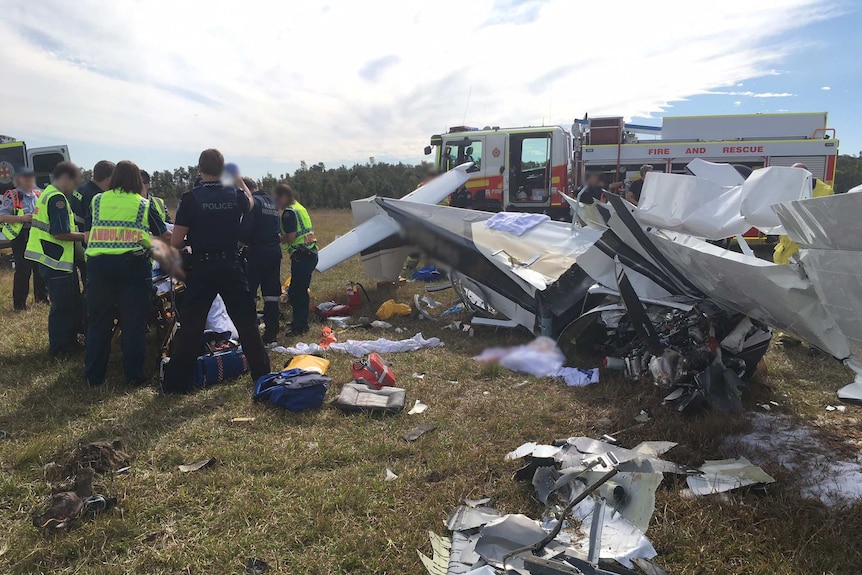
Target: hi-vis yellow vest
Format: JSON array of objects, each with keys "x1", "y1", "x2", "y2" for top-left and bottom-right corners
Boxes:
[
  {"x1": 150, "y1": 195, "x2": 168, "y2": 222},
  {"x1": 85, "y1": 190, "x2": 151, "y2": 258},
  {"x1": 0, "y1": 189, "x2": 39, "y2": 240},
  {"x1": 24, "y1": 185, "x2": 75, "y2": 272},
  {"x1": 284, "y1": 201, "x2": 317, "y2": 254}
]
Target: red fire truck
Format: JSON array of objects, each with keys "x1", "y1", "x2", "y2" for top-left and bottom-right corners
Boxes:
[{"x1": 425, "y1": 112, "x2": 838, "y2": 220}]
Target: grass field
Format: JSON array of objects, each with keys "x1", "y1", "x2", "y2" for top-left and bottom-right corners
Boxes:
[{"x1": 1, "y1": 209, "x2": 861, "y2": 574}]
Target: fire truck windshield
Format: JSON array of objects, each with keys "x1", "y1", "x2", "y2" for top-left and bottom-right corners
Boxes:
[{"x1": 443, "y1": 140, "x2": 482, "y2": 171}]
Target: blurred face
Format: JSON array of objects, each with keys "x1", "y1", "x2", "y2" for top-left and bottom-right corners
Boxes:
[
  {"x1": 276, "y1": 194, "x2": 290, "y2": 209},
  {"x1": 16, "y1": 175, "x2": 36, "y2": 191},
  {"x1": 142, "y1": 181, "x2": 150, "y2": 196},
  {"x1": 586, "y1": 174, "x2": 599, "y2": 187},
  {"x1": 54, "y1": 174, "x2": 77, "y2": 194}
]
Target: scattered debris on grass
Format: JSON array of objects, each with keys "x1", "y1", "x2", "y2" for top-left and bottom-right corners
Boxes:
[
  {"x1": 385, "y1": 469, "x2": 399, "y2": 482},
  {"x1": 245, "y1": 557, "x2": 270, "y2": 574},
  {"x1": 404, "y1": 423, "x2": 438, "y2": 442},
  {"x1": 231, "y1": 417, "x2": 256, "y2": 423},
  {"x1": 178, "y1": 458, "x2": 216, "y2": 473},
  {"x1": 408, "y1": 400, "x2": 429, "y2": 415},
  {"x1": 31, "y1": 468, "x2": 117, "y2": 531}
]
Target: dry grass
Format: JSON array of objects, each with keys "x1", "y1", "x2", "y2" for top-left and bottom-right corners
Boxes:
[{"x1": 0, "y1": 209, "x2": 860, "y2": 574}]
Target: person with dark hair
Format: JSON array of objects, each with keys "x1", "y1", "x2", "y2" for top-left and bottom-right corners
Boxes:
[
  {"x1": 140, "y1": 170, "x2": 172, "y2": 224},
  {"x1": 82, "y1": 160, "x2": 169, "y2": 386},
  {"x1": 162, "y1": 149, "x2": 270, "y2": 394},
  {"x1": 627, "y1": 164, "x2": 653, "y2": 205},
  {"x1": 275, "y1": 182, "x2": 317, "y2": 335},
  {"x1": 577, "y1": 173, "x2": 606, "y2": 205},
  {"x1": 72, "y1": 160, "x2": 115, "y2": 232},
  {"x1": 0, "y1": 167, "x2": 48, "y2": 310},
  {"x1": 25, "y1": 161, "x2": 85, "y2": 356},
  {"x1": 239, "y1": 177, "x2": 282, "y2": 345}
]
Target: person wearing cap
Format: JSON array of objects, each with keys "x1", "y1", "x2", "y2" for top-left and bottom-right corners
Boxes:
[
  {"x1": 627, "y1": 165, "x2": 653, "y2": 205},
  {"x1": 0, "y1": 167, "x2": 48, "y2": 310},
  {"x1": 162, "y1": 149, "x2": 270, "y2": 394},
  {"x1": 773, "y1": 162, "x2": 834, "y2": 265},
  {"x1": 275, "y1": 183, "x2": 317, "y2": 336},
  {"x1": 25, "y1": 161, "x2": 85, "y2": 356},
  {"x1": 140, "y1": 170, "x2": 172, "y2": 224},
  {"x1": 239, "y1": 177, "x2": 282, "y2": 345}
]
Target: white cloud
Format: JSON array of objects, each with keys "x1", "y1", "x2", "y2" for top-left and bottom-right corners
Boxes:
[
  {"x1": 822, "y1": 86, "x2": 832, "y2": 90},
  {"x1": 0, "y1": 0, "x2": 840, "y2": 168},
  {"x1": 709, "y1": 91, "x2": 796, "y2": 98},
  {"x1": 733, "y1": 101, "x2": 743, "y2": 107}
]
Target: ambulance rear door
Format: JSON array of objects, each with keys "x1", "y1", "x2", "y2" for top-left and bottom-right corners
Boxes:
[{"x1": 28, "y1": 145, "x2": 70, "y2": 190}]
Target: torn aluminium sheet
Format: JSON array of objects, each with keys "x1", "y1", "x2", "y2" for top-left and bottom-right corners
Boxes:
[
  {"x1": 684, "y1": 457, "x2": 775, "y2": 496},
  {"x1": 773, "y1": 192, "x2": 862, "y2": 400},
  {"x1": 636, "y1": 164, "x2": 812, "y2": 239}
]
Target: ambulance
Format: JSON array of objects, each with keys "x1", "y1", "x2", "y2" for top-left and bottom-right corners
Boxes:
[
  {"x1": 0, "y1": 135, "x2": 71, "y2": 250},
  {"x1": 424, "y1": 112, "x2": 838, "y2": 221},
  {"x1": 0, "y1": 135, "x2": 71, "y2": 193}
]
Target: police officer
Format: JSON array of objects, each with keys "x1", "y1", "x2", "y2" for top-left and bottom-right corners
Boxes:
[
  {"x1": 140, "y1": 170, "x2": 172, "y2": 224},
  {"x1": 0, "y1": 167, "x2": 48, "y2": 310},
  {"x1": 24, "y1": 161, "x2": 85, "y2": 356},
  {"x1": 238, "y1": 177, "x2": 282, "y2": 345},
  {"x1": 163, "y1": 149, "x2": 271, "y2": 394},
  {"x1": 72, "y1": 160, "x2": 115, "y2": 232},
  {"x1": 275, "y1": 183, "x2": 317, "y2": 336},
  {"x1": 83, "y1": 161, "x2": 169, "y2": 386}
]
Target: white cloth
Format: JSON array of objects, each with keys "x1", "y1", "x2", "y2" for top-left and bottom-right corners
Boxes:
[
  {"x1": 277, "y1": 333, "x2": 443, "y2": 357},
  {"x1": 206, "y1": 294, "x2": 238, "y2": 339},
  {"x1": 474, "y1": 337, "x2": 599, "y2": 386},
  {"x1": 484, "y1": 212, "x2": 550, "y2": 236}
]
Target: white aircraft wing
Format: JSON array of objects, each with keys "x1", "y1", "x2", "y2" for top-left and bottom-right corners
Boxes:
[
  {"x1": 316, "y1": 214, "x2": 396, "y2": 272},
  {"x1": 315, "y1": 163, "x2": 473, "y2": 273}
]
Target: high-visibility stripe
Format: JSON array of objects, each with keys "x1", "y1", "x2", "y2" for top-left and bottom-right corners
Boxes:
[
  {"x1": 31, "y1": 219, "x2": 50, "y2": 232},
  {"x1": 24, "y1": 249, "x2": 74, "y2": 271},
  {"x1": 263, "y1": 296, "x2": 281, "y2": 302}
]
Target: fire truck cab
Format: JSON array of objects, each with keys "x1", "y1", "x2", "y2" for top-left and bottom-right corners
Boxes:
[
  {"x1": 425, "y1": 126, "x2": 573, "y2": 220},
  {"x1": 424, "y1": 113, "x2": 837, "y2": 225},
  {"x1": 574, "y1": 112, "x2": 838, "y2": 190},
  {"x1": 0, "y1": 135, "x2": 71, "y2": 193}
]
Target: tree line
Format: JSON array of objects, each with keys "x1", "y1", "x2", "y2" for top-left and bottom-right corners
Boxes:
[
  {"x1": 80, "y1": 154, "x2": 862, "y2": 210},
  {"x1": 145, "y1": 158, "x2": 432, "y2": 209}
]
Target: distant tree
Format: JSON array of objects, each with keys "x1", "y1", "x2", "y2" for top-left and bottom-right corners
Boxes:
[{"x1": 835, "y1": 154, "x2": 862, "y2": 193}]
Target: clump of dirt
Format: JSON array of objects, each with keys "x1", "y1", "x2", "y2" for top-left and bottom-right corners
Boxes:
[{"x1": 55, "y1": 440, "x2": 131, "y2": 478}]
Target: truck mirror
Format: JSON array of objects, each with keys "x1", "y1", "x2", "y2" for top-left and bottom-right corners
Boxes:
[{"x1": 424, "y1": 146, "x2": 432, "y2": 155}]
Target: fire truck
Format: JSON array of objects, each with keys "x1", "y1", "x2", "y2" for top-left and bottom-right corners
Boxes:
[
  {"x1": 425, "y1": 112, "x2": 838, "y2": 220},
  {"x1": 0, "y1": 135, "x2": 71, "y2": 193}
]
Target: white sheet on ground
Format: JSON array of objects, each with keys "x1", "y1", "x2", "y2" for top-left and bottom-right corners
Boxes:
[
  {"x1": 206, "y1": 294, "x2": 238, "y2": 339},
  {"x1": 277, "y1": 333, "x2": 443, "y2": 357},
  {"x1": 473, "y1": 337, "x2": 599, "y2": 387}
]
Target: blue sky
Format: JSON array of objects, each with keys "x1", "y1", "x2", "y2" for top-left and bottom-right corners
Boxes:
[{"x1": 3, "y1": 0, "x2": 858, "y2": 178}]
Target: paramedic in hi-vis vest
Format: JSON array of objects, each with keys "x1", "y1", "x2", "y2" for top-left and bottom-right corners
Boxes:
[
  {"x1": 773, "y1": 163, "x2": 834, "y2": 265},
  {"x1": 24, "y1": 161, "x2": 85, "y2": 356},
  {"x1": 140, "y1": 169, "x2": 172, "y2": 224},
  {"x1": 275, "y1": 183, "x2": 317, "y2": 336},
  {"x1": 83, "y1": 161, "x2": 170, "y2": 386},
  {"x1": 0, "y1": 167, "x2": 48, "y2": 310}
]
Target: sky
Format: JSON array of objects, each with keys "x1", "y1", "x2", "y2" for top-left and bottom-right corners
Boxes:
[{"x1": 2, "y1": 0, "x2": 859, "y2": 178}]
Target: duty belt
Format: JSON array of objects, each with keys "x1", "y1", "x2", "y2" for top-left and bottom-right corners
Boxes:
[{"x1": 195, "y1": 250, "x2": 235, "y2": 262}]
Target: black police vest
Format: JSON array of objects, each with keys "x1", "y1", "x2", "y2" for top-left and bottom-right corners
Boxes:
[
  {"x1": 249, "y1": 192, "x2": 281, "y2": 247},
  {"x1": 188, "y1": 183, "x2": 244, "y2": 253}
]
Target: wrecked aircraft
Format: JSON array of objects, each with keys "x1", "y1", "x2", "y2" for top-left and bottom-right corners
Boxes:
[{"x1": 317, "y1": 159, "x2": 862, "y2": 401}]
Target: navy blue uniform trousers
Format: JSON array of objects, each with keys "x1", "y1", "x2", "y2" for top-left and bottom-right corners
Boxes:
[
  {"x1": 288, "y1": 250, "x2": 317, "y2": 333},
  {"x1": 84, "y1": 254, "x2": 152, "y2": 386},
  {"x1": 38, "y1": 264, "x2": 82, "y2": 356},
  {"x1": 162, "y1": 257, "x2": 271, "y2": 393},
  {"x1": 246, "y1": 244, "x2": 282, "y2": 343}
]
